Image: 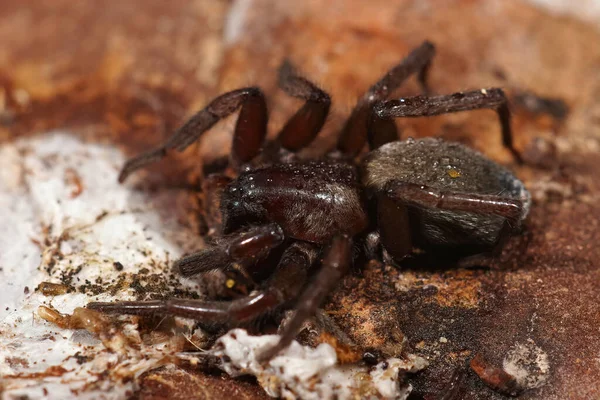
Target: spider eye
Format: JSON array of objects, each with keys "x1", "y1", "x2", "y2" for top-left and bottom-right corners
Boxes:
[{"x1": 225, "y1": 279, "x2": 236, "y2": 289}]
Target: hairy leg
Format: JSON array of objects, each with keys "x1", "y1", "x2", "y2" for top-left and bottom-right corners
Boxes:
[
  {"x1": 259, "y1": 234, "x2": 352, "y2": 361},
  {"x1": 336, "y1": 41, "x2": 435, "y2": 157},
  {"x1": 274, "y1": 60, "x2": 331, "y2": 152},
  {"x1": 383, "y1": 181, "x2": 524, "y2": 264},
  {"x1": 385, "y1": 180, "x2": 524, "y2": 226},
  {"x1": 174, "y1": 223, "x2": 285, "y2": 278},
  {"x1": 455, "y1": 220, "x2": 515, "y2": 268},
  {"x1": 119, "y1": 87, "x2": 268, "y2": 182},
  {"x1": 372, "y1": 88, "x2": 523, "y2": 163}
]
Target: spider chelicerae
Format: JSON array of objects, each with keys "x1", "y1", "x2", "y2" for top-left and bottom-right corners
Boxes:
[{"x1": 88, "y1": 41, "x2": 531, "y2": 360}]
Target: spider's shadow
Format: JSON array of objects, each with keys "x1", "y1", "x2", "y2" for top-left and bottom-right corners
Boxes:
[{"x1": 397, "y1": 252, "x2": 490, "y2": 273}]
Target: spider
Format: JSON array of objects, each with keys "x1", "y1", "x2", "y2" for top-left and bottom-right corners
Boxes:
[{"x1": 88, "y1": 41, "x2": 531, "y2": 361}]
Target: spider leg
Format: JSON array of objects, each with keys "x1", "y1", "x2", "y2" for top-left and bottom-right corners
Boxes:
[
  {"x1": 259, "y1": 234, "x2": 352, "y2": 361},
  {"x1": 87, "y1": 242, "x2": 317, "y2": 325},
  {"x1": 336, "y1": 41, "x2": 436, "y2": 157},
  {"x1": 454, "y1": 220, "x2": 513, "y2": 268},
  {"x1": 373, "y1": 88, "x2": 523, "y2": 163},
  {"x1": 175, "y1": 223, "x2": 285, "y2": 277},
  {"x1": 385, "y1": 181, "x2": 524, "y2": 225},
  {"x1": 382, "y1": 181, "x2": 524, "y2": 263},
  {"x1": 118, "y1": 87, "x2": 268, "y2": 182},
  {"x1": 87, "y1": 292, "x2": 278, "y2": 323},
  {"x1": 274, "y1": 60, "x2": 331, "y2": 152}
]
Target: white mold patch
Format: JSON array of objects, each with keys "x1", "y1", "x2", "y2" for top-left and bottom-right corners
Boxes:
[
  {"x1": 0, "y1": 133, "x2": 196, "y2": 399},
  {"x1": 503, "y1": 339, "x2": 550, "y2": 390},
  {"x1": 201, "y1": 329, "x2": 428, "y2": 400}
]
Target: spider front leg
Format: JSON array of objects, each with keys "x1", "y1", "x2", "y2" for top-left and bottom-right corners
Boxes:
[
  {"x1": 118, "y1": 87, "x2": 268, "y2": 182},
  {"x1": 88, "y1": 242, "x2": 318, "y2": 325},
  {"x1": 259, "y1": 234, "x2": 352, "y2": 361},
  {"x1": 372, "y1": 88, "x2": 523, "y2": 163},
  {"x1": 174, "y1": 223, "x2": 285, "y2": 278}
]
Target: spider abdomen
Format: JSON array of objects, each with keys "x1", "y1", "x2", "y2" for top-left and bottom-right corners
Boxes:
[
  {"x1": 221, "y1": 160, "x2": 369, "y2": 243},
  {"x1": 361, "y1": 137, "x2": 531, "y2": 255}
]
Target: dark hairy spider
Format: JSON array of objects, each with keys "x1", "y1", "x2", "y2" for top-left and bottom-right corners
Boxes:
[{"x1": 88, "y1": 41, "x2": 531, "y2": 360}]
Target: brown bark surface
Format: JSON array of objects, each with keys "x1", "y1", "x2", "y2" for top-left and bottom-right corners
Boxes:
[{"x1": 2, "y1": 1, "x2": 599, "y2": 398}]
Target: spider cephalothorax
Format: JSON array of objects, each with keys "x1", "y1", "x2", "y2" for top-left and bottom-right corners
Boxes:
[{"x1": 89, "y1": 41, "x2": 530, "y2": 360}]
